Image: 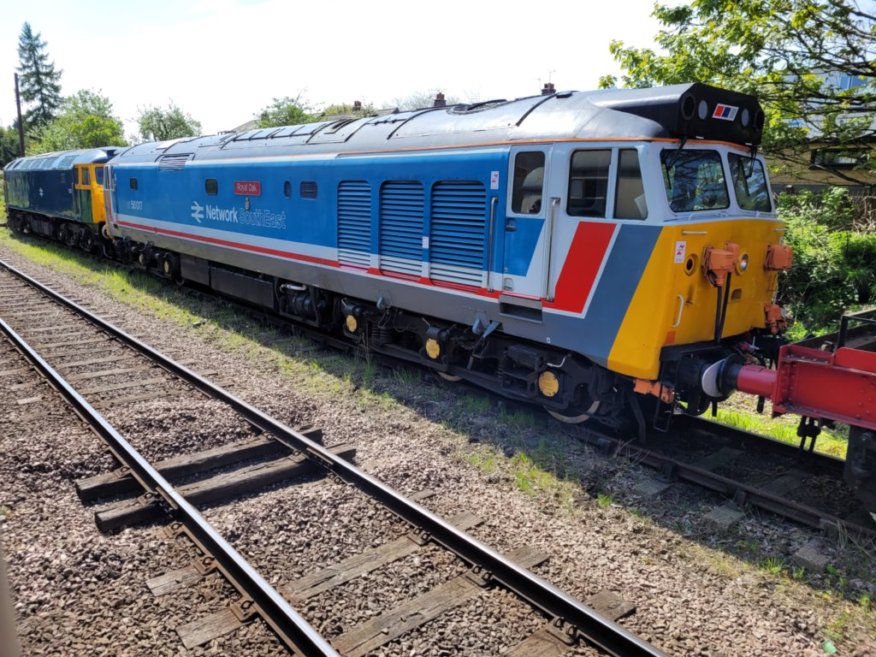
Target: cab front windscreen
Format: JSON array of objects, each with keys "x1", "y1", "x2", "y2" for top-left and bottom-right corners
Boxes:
[{"x1": 661, "y1": 150, "x2": 730, "y2": 212}]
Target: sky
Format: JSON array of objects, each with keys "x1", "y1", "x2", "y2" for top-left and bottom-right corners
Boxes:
[{"x1": 0, "y1": 0, "x2": 668, "y2": 139}]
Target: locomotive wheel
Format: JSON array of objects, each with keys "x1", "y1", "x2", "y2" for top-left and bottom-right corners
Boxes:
[
  {"x1": 80, "y1": 231, "x2": 95, "y2": 253},
  {"x1": 545, "y1": 400, "x2": 601, "y2": 424},
  {"x1": 161, "y1": 254, "x2": 176, "y2": 277}
]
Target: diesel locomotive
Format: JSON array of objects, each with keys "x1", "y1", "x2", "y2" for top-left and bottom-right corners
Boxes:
[{"x1": 4, "y1": 83, "x2": 875, "y2": 518}]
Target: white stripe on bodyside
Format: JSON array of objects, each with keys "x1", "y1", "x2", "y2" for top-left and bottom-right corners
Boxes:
[{"x1": 112, "y1": 213, "x2": 336, "y2": 261}]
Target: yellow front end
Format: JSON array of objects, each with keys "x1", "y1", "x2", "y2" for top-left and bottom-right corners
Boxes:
[
  {"x1": 90, "y1": 165, "x2": 108, "y2": 224},
  {"x1": 608, "y1": 218, "x2": 785, "y2": 380},
  {"x1": 74, "y1": 163, "x2": 108, "y2": 225}
]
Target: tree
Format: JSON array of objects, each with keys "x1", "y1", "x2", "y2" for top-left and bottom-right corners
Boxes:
[
  {"x1": 392, "y1": 90, "x2": 464, "y2": 111},
  {"x1": 0, "y1": 126, "x2": 20, "y2": 168},
  {"x1": 316, "y1": 102, "x2": 377, "y2": 120},
  {"x1": 601, "y1": 0, "x2": 876, "y2": 183},
  {"x1": 16, "y1": 22, "x2": 63, "y2": 131},
  {"x1": 778, "y1": 188, "x2": 876, "y2": 336},
  {"x1": 256, "y1": 96, "x2": 316, "y2": 128},
  {"x1": 32, "y1": 90, "x2": 126, "y2": 153},
  {"x1": 137, "y1": 103, "x2": 202, "y2": 142}
]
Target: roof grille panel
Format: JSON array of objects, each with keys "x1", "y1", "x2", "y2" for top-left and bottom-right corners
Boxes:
[{"x1": 158, "y1": 153, "x2": 193, "y2": 170}]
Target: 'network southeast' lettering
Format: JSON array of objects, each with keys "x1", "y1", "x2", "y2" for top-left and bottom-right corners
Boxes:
[{"x1": 206, "y1": 205, "x2": 238, "y2": 223}]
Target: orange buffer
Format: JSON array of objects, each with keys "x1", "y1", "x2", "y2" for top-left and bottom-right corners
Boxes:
[
  {"x1": 729, "y1": 344, "x2": 876, "y2": 431},
  {"x1": 764, "y1": 243, "x2": 793, "y2": 271},
  {"x1": 702, "y1": 242, "x2": 740, "y2": 287}
]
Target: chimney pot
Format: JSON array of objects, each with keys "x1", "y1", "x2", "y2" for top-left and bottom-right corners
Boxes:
[
  {"x1": 433, "y1": 92, "x2": 447, "y2": 108},
  {"x1": 541, "y1": 82, "x2": 556, "y2": 95}
]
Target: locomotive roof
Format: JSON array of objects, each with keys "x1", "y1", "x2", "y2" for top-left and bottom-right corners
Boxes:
[
  {"x1": 110, "y1": 83, "x2": 765, "y2": 166},
  {"x1": 4, "y1": 147, "x2": 121, "y2": 172}
]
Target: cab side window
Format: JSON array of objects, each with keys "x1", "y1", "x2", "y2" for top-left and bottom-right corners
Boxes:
[
  {"x1": 614, "y1": 149, "x2": 648, "y2": 219},
  {"x1": 94, "y1": 167, "x2": 105, "y2": 187},
  {"x1": 511, "y1": 151, "x2": 545, "y2": 214},
  {"x1": 567, "y1": 149, "x2": 611, "y2": 217},
  {"x1": 82, "y1": 167, "x2": 91, "y2": 186}
]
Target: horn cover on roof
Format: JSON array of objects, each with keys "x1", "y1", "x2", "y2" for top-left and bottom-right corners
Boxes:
[{"x1": 592, "y1": 82, "x2": 764, "y2": 146}]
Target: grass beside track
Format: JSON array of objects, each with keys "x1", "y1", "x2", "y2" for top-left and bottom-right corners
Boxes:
[{"x1": 715, "y1": 406, "x2": 847, "y2": 459}]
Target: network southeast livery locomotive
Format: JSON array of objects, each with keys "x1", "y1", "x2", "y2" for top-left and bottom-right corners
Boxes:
[{"x1": 5, "y1": 83, "x2": 876, "y2": 518}]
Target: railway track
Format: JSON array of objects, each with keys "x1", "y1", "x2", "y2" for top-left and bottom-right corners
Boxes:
[
  {"x1": 0, "y1": 257, "x2": 665, "y2": 656},
  {"x1": 565, "y1": 412, "x2": 876, "y2": 540}
]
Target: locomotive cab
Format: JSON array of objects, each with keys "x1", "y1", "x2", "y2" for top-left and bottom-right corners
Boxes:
[
  {"x1": 545, "y1": 84, "x2": 785, "y2": 417},
  {"x1": 73, "y1": 163, "x2": 109, "y2": 225},
  {"x1": 626, "y1": 141, "x2": 785, "y2": 416}
]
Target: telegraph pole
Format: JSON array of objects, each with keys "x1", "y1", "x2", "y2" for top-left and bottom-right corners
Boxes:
[{"x1": 14, "y1": 73, "x2": 25, "y2": 157}]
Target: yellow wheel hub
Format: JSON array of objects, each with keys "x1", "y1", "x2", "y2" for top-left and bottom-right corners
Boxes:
[
  {"x1": 425, "y1": 338, "x2": 441, "y2": 359},
  {"x1": 538, "y1": 370, "x2": 560, "y2": 398}
]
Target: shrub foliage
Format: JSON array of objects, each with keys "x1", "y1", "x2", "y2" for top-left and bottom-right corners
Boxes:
[{"x1": 778, "y1": 188, "x2": 876, "y2": 337}]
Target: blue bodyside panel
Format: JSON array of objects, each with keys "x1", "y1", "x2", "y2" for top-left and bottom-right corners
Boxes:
[
  {"x1": 576, "y1": 224, "x2": 662, "y2": 366},
  {"x1": 502, "y1": 216, "x2": 544, "y2": 277},
  {"x1": 7, "y1": 169, "x2": 76, "y2": 220},
  {"x1": 112, "y1": 149, "x2": 544, "y2": 278},
  {"x1": 38, "y1": 170, "x2": 76, "y2": 220}
]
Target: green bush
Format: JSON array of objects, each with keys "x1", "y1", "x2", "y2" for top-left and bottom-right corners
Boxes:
[{"x1": 778, "y1": 187, "x2": 876, "y2": 339}]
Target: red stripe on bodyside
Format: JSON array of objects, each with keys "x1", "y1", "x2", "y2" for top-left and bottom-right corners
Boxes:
[
  {"x1": 546, "y1": 221, "x2": 616, "y2": 313},
  {"x1": 115, "y1": 219, "x2": 504, "y2": 300},
  {"x1": 115, "y1": 220, "x2": 338, "y2": 268}
]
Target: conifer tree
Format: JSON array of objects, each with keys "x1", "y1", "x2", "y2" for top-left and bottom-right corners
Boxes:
[{"x1": 16, "y1": 22, "x2": 63, "y2": 130}]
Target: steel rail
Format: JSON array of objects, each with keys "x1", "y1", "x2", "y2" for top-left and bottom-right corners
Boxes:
[
  {"x1": 0, "y1": 265, "x2": 666, "y2": 656},
  {"x1": 0, "y1": 316, "x2": 340, "y2": 657},
  {"x1": 615, "y1": 438, "x2": 866, "y2": 532},
  {"x1": 588, "y1": 420, "x2": 876, "y2": 540}
]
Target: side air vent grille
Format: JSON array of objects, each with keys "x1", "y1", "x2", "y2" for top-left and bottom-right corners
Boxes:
[
  {"x1": 337, "y1": 181, "x2": 371, "y2": 268},
  {"x1": 429, "y1": 181, "x2": 487, "y2": 285},
  {"x1": 379, "y1": 181, "x2": 423, "y2": 275}
]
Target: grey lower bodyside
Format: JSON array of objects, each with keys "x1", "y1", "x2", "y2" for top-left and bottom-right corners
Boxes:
[{"x1": 114, "y1": 223, "x2": 612, "y2": 367}]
